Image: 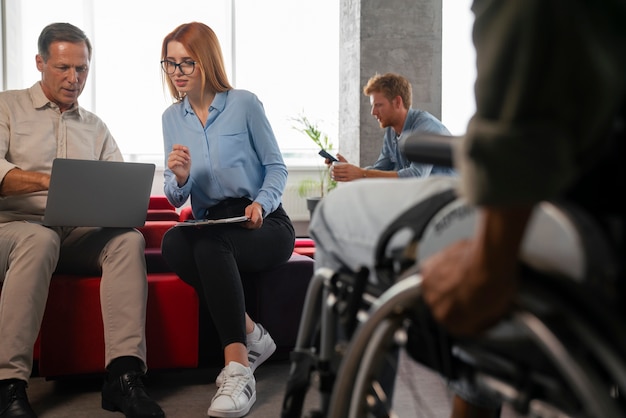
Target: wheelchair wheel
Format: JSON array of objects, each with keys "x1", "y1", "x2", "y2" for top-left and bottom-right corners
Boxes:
[
  {"x1": 328, "y1": 274, "x2": 429, "y2": 418},
  {"x1": 327, "y1": 272, "x2": 626, "y2": 418}
]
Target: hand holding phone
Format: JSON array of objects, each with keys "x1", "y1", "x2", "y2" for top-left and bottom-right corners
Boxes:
[{"x1": 318, "y1": 149, "x2": 338, "y2": 162}]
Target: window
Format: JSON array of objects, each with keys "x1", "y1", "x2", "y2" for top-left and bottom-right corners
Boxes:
[
  {"x1": 441, "y1": 0, "x2": 475, "y2": 135},
  {"x1": 2, "y1": 1, "x2": 472, "y2": 161},
  {"x1": 2, "y1": 0, "x2": 339, "y2": 165},
  {"x1": 3, "y1": 0, "x2": 96, "y2": 109},
  {"x1": 233, "y1": 0, "x2": 339, "y2": 160}
]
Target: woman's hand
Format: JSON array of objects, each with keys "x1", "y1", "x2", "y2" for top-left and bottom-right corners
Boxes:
[
  {"x1": 168, "y1": 144, "x2": 191, "y2": 186},
  {"x1": 242, "y1": 202, "x2": 264, "y2": 229}
]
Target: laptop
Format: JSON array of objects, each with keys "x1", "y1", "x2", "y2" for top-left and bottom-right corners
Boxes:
[{"x1": 43, "y1": 158, "x2": 155, "y2": 228}]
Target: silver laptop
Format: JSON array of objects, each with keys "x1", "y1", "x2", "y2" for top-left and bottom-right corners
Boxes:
[{"x1": 43, "y1": 158, "x2": 155, "y2": 228}]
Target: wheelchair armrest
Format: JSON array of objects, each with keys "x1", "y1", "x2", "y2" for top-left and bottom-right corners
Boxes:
[
  {"x1": 373, "y1": 189, "x2": 458, "y2": 286},
  {"x1": 400, "y1": 133, "x2": 458, "y2": 168}
]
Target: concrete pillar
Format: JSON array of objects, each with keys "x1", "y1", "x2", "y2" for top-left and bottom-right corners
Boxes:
[{"x1": 339, "y1": 0, "x2": 443, "y2": 165}]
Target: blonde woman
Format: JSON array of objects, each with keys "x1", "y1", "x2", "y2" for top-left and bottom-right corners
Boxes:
[{"x1": 159, "y1": 22, "x2": 295, "y2": 417}]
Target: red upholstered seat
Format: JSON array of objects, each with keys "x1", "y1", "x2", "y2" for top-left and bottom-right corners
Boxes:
[
  {"x1": 179, "y1": 206, "x2": 194, "y2": 221},
  {"x1": 2, "y1": 196, "x2": 313, "y2": 378},
  {"x1": 35, "y1": 198, "x2": 197, "y2": 377},
  {"x1": 38, "y1": 273, "x2": 199, "y2": 377},
  {"x1": 138, "y1": 221, "x2": 177, "y2": 249},
  {"x1": 146, "y1": 210, "x2": 180, "y2": 221},
  {"x1": 146, "y1": 196, "x2": 180, "y2": 222},
  {"x1": 147, "y1": 195, "x2": 176, "y2": 211},
  {"x1": 294, "y1": 237, "x2": 315, "y2": 258}
]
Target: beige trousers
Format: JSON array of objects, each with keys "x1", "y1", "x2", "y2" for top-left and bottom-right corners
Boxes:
[{"x1": 0, "y1": 222, "x2": 148, "y2": 381}]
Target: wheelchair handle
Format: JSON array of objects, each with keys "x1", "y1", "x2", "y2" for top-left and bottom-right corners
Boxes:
[{"x1": 400, "y1": 133, "x2": 458, "y2": 167}]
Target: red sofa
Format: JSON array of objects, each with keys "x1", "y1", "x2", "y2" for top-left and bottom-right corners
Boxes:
[
  {"x1": 35, "y1": 197, "x2": 200, "y2": 378},
  {"x1": 0, "y1": 196, "x2": 315, "y2": 378}
]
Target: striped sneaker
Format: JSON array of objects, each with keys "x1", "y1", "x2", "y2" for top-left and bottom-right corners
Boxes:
[
  {"x1": 208, "y1": 361, "x2": 256, "y2": 417},
  {"x1": 216, "y1": 323, "x2": 276, "y2": 387}
]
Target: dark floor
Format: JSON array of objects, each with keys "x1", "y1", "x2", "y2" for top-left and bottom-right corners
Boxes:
[{"x1": 25, "y1": 352, "x2": 520, "y2": 418}]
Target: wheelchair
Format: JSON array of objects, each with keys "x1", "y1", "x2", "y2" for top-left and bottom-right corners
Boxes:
[{"x1": 281, "y1": 135, "x2": 625, "y2": 418}]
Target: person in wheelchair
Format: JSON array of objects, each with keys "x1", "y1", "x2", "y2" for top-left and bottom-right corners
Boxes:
[{"x1": 308, "y1": 1, "x2": 625, "y2": 417}]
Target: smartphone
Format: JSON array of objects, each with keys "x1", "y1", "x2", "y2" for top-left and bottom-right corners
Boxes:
[{"x1": 318, "y1": 149, "x2": 338, "y2": 162}]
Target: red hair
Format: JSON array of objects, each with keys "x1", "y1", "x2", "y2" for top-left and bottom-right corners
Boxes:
[{"x1": 161, "y1": 22, "x2": 232, "y2": 102}]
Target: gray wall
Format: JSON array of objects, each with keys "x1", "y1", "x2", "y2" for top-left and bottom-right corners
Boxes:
[{"x1": 339, "y1": 0, "x2": 443, "y2": 165}]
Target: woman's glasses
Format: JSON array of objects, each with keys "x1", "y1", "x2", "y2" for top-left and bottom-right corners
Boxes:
[{"x1": 160, "y1": 60, "x2": 196, "y2": 75}]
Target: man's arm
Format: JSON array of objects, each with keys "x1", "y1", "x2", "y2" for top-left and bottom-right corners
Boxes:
[
  {"x1": 420, "y1": 204, "x2": 533, "y2": 336},
  {"x1": 0, "y1": 168, "x2": 50, "y2": 196},
  {"x1": 331, "y1": 163, "x2": 399, "y2": 182},
  {"x1": 357, "y1": 168, "x2": 398, "y2": 179},
  {"x1": 329, "y1": 153, "x2": 400, "y2": 182}
]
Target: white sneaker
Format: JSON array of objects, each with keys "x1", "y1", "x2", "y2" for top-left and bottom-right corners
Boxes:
[
  {"x1": 216, "y1": 323, "x2": 276, "y2": 387},
  {"x1": 208, "y1": 362, "x2": 256, "y2": 418}
]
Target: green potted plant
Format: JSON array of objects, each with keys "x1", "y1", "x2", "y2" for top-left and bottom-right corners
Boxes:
[{"x1": 291, "y1": 114, "x2": 337, "y2": 216}]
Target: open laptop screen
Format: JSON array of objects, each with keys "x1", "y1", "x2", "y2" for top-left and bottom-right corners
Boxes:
[{"x1": 43, "y1": 158, "x2": 155, "y2": 228}]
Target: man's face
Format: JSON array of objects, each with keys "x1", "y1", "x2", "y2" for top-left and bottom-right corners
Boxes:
[
  {"x1": 36, "y1": 41, "x2": 90, "y2": 112},
  {"x1": 369, "y1": 91, "x2": 401, "y2": 129}
]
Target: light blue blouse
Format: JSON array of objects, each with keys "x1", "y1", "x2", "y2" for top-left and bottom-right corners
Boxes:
[{"x1": 162, "y1": 89, "x2": 287, "y2": 220}]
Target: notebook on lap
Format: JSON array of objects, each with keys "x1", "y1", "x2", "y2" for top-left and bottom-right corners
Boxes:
[
  {"x1": 43, "y1": 158, "x2": 155, "y2": 228},
  {"x1": 176, "y1": 216, "x2": 249, "y2": 227}
]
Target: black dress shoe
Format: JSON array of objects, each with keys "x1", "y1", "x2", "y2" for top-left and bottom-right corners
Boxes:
[
  {"x1": 101, "y1": 371, "x2": 164, "y2": 418},
  {"x1": 0, "y1": 380, "x2": 37, "y2": 418}
]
